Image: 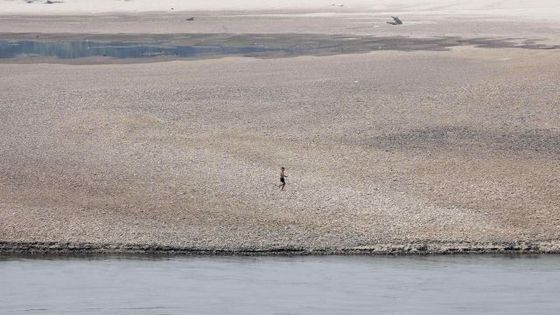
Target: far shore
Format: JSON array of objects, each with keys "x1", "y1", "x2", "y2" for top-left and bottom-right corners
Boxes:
[{"x1": 1, "y1": 0, "x2": 559, "y2": 21}]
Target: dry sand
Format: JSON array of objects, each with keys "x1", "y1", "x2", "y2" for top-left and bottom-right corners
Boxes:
[
  {"x1": 0, "y1": 6, "x2": 559, "y2": 255},
  {"x1": 1, "y1": 0, "x2": 559, "y2": 20}
]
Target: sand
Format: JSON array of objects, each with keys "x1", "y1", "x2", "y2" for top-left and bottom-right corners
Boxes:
[
  {"x1": 1, "y1": 0, "x2": 559, "y2": 20},
  {"x1": 0, "y1": 3, "x2": 559, "y2": 255}
]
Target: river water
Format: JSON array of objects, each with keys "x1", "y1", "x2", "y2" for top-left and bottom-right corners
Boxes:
[{"x1": 1, "y1": 255, "x2": 559, "y2": 314}]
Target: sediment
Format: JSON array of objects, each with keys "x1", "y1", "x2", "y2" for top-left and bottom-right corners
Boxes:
[
  {"x1": 2, "y1": 241, "x2": 560, "y2": 256},
  {"x1": 1, "y1": 12, "x2": 559, "y2": 254}
]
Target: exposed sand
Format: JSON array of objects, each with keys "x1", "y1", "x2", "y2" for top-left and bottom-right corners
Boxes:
[
  {"x1": 1, "y1": 0, "x2": 559, "y2": 20},
  {"x1": 1, "y1": 5, "x2": 559, "y2": 255}
]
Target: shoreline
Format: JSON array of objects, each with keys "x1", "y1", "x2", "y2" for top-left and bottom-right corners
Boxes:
[{"x1": 2, "y1": 241, "x2": 560, "y2": 256}]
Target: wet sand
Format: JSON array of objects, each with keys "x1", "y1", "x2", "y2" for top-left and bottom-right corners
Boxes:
[{"x1": 1, "y1": 9, "x2": 559, "y2": 255}]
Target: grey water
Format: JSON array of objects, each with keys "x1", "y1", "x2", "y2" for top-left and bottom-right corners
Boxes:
[
  {"x1": 0, "y1": 40, "x2": 272, "y2": 59},
  {"x1": 1, "y1": 255, "x2": 560, "y2": 314},
  {"x1": 0, "y1": 34, "x2": 557, "y2": 61}
]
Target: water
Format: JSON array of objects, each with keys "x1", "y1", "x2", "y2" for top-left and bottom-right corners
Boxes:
[
  {"x1": 1, "y1": 35, "x2": 556, "y2": 61},
  {"x1": 0, "y1": 40, "x2": 272, "y2": 60},
  {"x1": 1, "y1": 255, "x2": 560, "y2": 314}
]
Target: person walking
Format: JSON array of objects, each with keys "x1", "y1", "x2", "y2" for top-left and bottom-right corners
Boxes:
[{"x1": 279, "y1": 167, "x2": 287, "y2": 191}]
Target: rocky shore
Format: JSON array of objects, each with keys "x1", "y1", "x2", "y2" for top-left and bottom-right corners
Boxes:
[{"x1": 2, "y1": 241, "x2": 560, "y2": 256}]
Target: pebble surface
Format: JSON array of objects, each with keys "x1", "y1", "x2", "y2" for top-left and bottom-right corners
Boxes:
[{"x1": 0, "y1": 13, "x2": 559, "y2": 254}]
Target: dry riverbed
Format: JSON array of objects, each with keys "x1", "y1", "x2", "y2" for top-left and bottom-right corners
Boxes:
[{"x1": 0, "y1": 10, "x2": 559, "y2": 255}]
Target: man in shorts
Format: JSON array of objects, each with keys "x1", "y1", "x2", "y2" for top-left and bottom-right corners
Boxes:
[{"x1": 279, "y1": 167, "x2": 287, "y2": 191}]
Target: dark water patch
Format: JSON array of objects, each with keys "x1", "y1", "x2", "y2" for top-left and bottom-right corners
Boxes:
[
  {"x1": 370, "y1": 126, "x2": 560, "y2": 154},
  {"x1": 0, "y1": 33, "x2": 558, "y2": 62},
  {"x1": 0, "y1": 39, "x2": 271, "y2": 59}
]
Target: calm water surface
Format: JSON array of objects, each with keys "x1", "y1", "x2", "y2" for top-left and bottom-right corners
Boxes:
[
  {"x1": 2, "y1": 35, "x2": 555, "y2": 61},
  {"x1": 1, "y1": 255, "x2": 560, "y2": 314}
]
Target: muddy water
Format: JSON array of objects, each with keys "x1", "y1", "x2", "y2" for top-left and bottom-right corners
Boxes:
[{"x1": 1, "y1": 255, "x2": 560, "y2": 314}]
